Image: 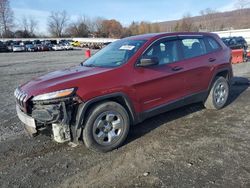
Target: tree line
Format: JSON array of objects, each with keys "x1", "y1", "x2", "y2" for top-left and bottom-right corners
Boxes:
[
  {"x1": 0, "y1": 0, "x2": 160, "y2": 38},
  {"x1": 0, "y1": 0, "x2": 249, "y2": 39}
]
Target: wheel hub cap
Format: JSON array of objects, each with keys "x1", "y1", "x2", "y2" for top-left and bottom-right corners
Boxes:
[
  {"x1": 214, "y1": 82, "x2": 227, "y2": 105},
  {"x1": 103, "y1": 122, "x2": 112, "y2": 133},
  {"x1": 93, "y1": 111, "x2": 124, "y2": 146}
]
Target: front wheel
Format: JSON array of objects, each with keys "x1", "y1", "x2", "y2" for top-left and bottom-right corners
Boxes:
[
  {"x1": 83, "y1": 101, "x2": 130, "y2": 153},
  {"x1": 204, "y1": 76, "x2": 229, "y2": 110}
]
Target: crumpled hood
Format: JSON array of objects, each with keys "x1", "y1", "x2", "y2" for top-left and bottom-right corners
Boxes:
[{"x1": 20, "y1": 65, "x2": 112, "y2": 98}]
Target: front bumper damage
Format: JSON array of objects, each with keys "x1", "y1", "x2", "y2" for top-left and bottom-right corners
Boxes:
[
  {"x1": 15, "y1": 95, "x2": 82, "y2": 145},
  {"x1": 16, "y1": 105, "x2": 37, "y2": 134}
]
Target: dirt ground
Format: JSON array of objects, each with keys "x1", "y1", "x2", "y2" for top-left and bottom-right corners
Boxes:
[{"x1": 0, "y1": 50, "x2": 250, "y2": 188}]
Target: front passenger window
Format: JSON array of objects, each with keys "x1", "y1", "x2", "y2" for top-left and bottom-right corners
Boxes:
[{"x1": 143, "y1": 40, "x2": 179, "y2": 65}]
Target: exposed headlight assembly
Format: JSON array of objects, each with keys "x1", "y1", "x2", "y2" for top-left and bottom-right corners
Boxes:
[{"x1": 32, "y1": 88, "x2": 75, "y2": 101}]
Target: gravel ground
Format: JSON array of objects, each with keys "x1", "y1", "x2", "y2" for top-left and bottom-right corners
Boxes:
[{"x1": 0, "y1": 50, "x2": 250, "y2": 188}]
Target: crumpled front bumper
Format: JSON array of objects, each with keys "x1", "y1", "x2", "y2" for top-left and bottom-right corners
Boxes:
[
  {"x1": 16, "y1": 97, "x2": 82, "y2": 144},
  {"x1": 16, "y1": 105, "x2": 37, "y2": 135}
]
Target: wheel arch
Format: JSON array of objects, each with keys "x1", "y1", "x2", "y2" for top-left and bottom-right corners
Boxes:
[
  {"x1": 75, "y1": 92, "x2": 138, "y2": 129},
  {"x1": 215, "y1": 69, "x2": 230, "y2": 80},
  {"x1": 209, "y1": 68, "x2": 232, "y2": 89},
  {"x1": 204, "y1": 68, "x2": 231, "y2": 101}
]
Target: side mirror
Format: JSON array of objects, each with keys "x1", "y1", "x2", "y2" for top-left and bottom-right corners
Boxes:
[{"x1": 137, "y1": 57, "x2": 159, "y2": 67}]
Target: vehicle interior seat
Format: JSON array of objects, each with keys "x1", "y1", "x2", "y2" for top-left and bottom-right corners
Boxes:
[
  {"x1": 191, "y1": 42, "x2": 203, "y2": 57},
  {"x1": 152, "y1": 45, "x2": 164, "y2": 64}
]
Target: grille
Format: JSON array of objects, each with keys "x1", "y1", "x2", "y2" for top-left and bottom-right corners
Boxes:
[{"x1": 14, "y1": 88, "x2": 28, "y2": 108}]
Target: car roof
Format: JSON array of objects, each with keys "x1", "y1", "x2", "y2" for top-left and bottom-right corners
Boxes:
[{"x1": 124, "y1": 32, "x2": 217, "y2": 41}]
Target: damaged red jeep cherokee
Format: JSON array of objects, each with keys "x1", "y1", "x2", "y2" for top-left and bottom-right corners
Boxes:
[{"x1": 15, "y1": 32, "x2": 233, "y2": 152}]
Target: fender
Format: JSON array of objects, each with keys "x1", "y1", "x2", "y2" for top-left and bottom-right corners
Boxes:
[
  {"x1": 74, "y1": 92, "x2": 138, "y2": 129},
  {"x1": 207, "y1": 67, "x2": 233, "y2": 93}
]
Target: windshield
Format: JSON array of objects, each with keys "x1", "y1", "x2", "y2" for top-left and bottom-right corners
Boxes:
[{"x1": 83, "y1": 39, "x2": 146, "y2": 68}]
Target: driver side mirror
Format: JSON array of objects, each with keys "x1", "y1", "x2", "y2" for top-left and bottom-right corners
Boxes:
[{"x1": 137, "y1": 57, "x2": 159, "y2": 67}]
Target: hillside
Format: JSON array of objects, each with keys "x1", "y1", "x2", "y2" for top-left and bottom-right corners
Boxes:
[{"x1": 158, "y1": 8, "x2": 250, "y2": 32}]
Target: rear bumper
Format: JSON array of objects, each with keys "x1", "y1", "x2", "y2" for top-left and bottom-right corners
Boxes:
[{"x1": 16, "y1": 105, "x2": 37, "y2": 135}]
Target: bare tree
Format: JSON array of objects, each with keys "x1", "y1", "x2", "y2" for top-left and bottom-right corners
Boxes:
[
  {"x1": 67, "y1": 16, "x2": 89, "y2": 37},
  {"x1": 0, "y1": 0, "x2": 14, "y2": 37},
  {"x1": 91, "y1": 17, "x2": 104, "y2": 36},
  {"x1": 82, "y1": 16, "x2": 95, "y2": 33},
  {"x1": 128, "y1": 21, "x2": 139, "y2": 35},
  {"x1": 200, "y1": 8, "x2": 217, "y2": 31},
  {"x1": 47, "y1": 10, "x2": 69, "y2": 37},
  {"x1": 174, "y1": 13, "x2": 197, "y2": 32},
  {"x1": 126, "y1": 21, "x2": 160, "y2": 36},
  {"x1": 28, "y1": 17, "x2": 37, "y2": 35},
  {"x1": 21, "y1": 16, "x2": 37, "y2": 36},
  {"x1": 235, "y1": 0, "x2": 250, "y2": 9},
  {"x1": 150, "y1": 23, "x2": 160, "y2": 33}
]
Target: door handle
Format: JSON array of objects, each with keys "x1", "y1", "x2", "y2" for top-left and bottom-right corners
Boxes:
[
  {"x1": 209, "y1": 58, "x2": 216, "y2": 62},
  {"x1": 172, "y1": 66, "x2": 183, "y2": 71}
]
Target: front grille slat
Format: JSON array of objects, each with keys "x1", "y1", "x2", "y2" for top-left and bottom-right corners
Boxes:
[
  {"x1": 21, "y1": 94, "x2": 27, "y2": 107},
  {"x1": 17, "y1": 93, "x2": 22, "y2": 106},
  {"x1": 14, "y1": 88, "x2": 27, "y2": 109}
]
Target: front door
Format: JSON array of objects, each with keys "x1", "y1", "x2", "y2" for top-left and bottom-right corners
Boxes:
[{"x1": 132, "y1": 37, "x2": 189, "y2": 112}]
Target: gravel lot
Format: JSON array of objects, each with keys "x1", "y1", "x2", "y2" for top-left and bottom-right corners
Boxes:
[{"x1": 0, "y1": 50, "x2": 250, "y2": 188}]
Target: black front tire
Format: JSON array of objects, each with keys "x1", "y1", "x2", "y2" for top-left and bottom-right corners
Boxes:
[{"x1": 83, "y1": 101, "x2": 130, "y2": 153}]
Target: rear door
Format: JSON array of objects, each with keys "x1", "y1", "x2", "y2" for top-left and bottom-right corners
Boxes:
[{"x1": 178, "y1": 36, "x2": 213, "y2": 95}]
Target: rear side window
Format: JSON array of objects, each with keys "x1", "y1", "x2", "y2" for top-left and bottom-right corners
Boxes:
[
  {"x1": 206, "y1": 37, "x2": 221, "y2": 53},
  {"x1": 181, "y1": 38, "x2": 206, "y2": 59}
]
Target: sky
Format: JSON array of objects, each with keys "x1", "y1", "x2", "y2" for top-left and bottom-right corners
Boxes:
[{"x1": 10, "y1": 0, "x2": 239, "y2": 35}]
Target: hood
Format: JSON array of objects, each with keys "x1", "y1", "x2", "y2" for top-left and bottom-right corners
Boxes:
[{"x1": 20, "y1": 65, "x2": 112, "y2": 98}]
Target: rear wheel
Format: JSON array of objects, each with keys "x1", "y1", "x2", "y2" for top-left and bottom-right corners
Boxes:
[
  {"x1": 83, "y1": 101, "x2": 130, "y2": 153},
  {"x1": 204, "y1": 76, "x2": 229, "y2": 110}
]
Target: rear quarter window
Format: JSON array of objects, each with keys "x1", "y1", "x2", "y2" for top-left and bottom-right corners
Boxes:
[{"x1": 205, "y1": 37, "x2": 221, "y2": 53}]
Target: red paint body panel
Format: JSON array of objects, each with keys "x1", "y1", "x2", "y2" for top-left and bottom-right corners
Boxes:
[{"x1": 18, "y1": 32, "x2": 232, "y2": 116}]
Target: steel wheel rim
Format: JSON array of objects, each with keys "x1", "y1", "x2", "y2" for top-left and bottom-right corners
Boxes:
[
  {"x1": 214, "y1": 82, "x2": 228, "y2": 106},
  {"x1": 93, "y1": 111, "x2": 124, "y2": 146}
]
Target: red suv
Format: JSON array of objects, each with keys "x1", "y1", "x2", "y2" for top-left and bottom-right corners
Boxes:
[{"x1": 15, "y1": 32, "x2": 233, "y2": 152}]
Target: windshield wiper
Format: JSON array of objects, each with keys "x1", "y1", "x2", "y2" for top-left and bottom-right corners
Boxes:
[{"x1": 81, "y1": 63, "x2": 96, "y2": 67}]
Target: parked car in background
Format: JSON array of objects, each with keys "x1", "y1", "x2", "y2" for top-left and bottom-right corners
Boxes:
[
  {"x1": 14, "y1": 41, "x2": 22, "y2": 46},
  {"x1": 13, "y1": 45, "x2": 25, "y2": 52},
  {"x1": 33, "y1": 40, "x2": 42, "y2": 45},
  {"x1": 222, "y1": 36, "x2": 248, "y2": 61},
  {"x1": 59, "y1": 40, "x2": 68, "y2": 45},
  {"x1": 25, "y1": 44, "x2": 38, "y2": 52},
  {"x1": 52, "y1": 44, "x2": 64, "y2": 51},
  {"x1": 0, "y1": 41, "x2": 8, "y2": 52},
  {"x1": 50, "y1": 40, "x2": 58, "y2": 45},
  {"x1": 23, "y1": 41, "x2": 32, "y2": 45},
  {"x1": 68, "y1": 39, "x2": 74, "y2": 44},
  {"x1": 46, "y1": 43, "x2": 53, "y2": 51},
  {"x1": 40, "y1": 44, "x2": 51, "y2": 51},
  {"x1": 61, "y1": 43, "x2": 74, "y2": 50},
  {"x1": 4, "y1": 40, "x2": 14, "y2": 52},
  {"x1": 35, "y1": 44, "x2": 42, "y2": 51},
  {"x1": 15, "y1": 32, "x2": 232, "y2": 153},
  {"x1": 71, "y1": 41, "x2": 81, "y2": 47},
  {"x1": 222, "y1": 36, "x2": 248, "y2": 49}
]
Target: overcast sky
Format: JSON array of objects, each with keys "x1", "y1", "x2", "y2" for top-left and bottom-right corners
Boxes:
[{"x1": 10, "y1": 0, "x2": 239, "y2": 34}]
